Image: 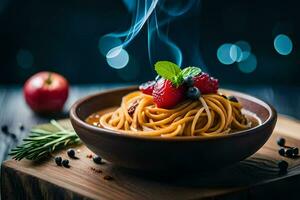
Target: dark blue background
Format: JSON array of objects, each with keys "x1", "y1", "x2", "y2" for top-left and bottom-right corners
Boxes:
[{"x1": 0, "y1": 0, "x2": 299, "y2": 85}]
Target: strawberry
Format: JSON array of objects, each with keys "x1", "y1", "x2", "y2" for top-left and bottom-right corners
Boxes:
[
  {"x1": 193, "y1": 73, "x2": 219, "y2": 94},
  {"x1": 152, "y1": 78, "x2": 186, "y2": 108},
  {"x1": 139, "y1": 81, "x2": 155, "y2": 95}
]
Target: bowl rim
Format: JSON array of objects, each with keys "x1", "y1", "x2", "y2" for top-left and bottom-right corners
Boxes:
[{"x1": 70, "y1": 86, "x2": 277, "y2": 142}]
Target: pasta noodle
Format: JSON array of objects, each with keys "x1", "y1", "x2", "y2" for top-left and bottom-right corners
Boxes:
[{"x1": 87, "y1": 91, "x2": 252, "y2": 137}]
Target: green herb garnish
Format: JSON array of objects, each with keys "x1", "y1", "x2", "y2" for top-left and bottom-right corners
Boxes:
[
  {"x1": 181, "y1": 66, "x2": 202, "y2": 79},
  {"x1": 154, "y1": 61, "x2": 201, "y2": 87},
  {"x1": 9, "y1": 120, "x2": 81, "y2": 161}
]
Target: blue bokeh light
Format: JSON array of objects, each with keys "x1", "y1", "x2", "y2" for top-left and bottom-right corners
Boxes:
[
  {"x1": 16, "y1": 49, "x2": 34, "y2": 68},
  {"x1": 274, "y1": 34, "x2": 293, "y2": 55},
  {"x1": 106, "y1": 46, "x2": 129, "y2": 69},
  {"x1": 235, "y1": 41, "x2": 251, "y2": 62},
  {"x1": 106, "y1": 46, "x2": 123, "y2": 59},
  {"x1": 217, "y1": 42, "x2": 253, "y2": 65},
  {"x1": 238, "y1": 54, "x2": 257, "y2": 73},
  {"x1": 229, "y1": 45, "x2": 242, "y2": 63},
  {"x1": 217, "y1": 43, "x2": 235, "y2": 65}
]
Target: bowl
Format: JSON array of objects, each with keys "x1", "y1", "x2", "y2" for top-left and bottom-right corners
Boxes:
[{"x1": 70, "y1": 86, "x2": 277, "y2": 171}]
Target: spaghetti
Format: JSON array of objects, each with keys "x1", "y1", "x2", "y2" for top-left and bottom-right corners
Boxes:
[{"x1": 87, "y1": 91, "x2": 252, "y2": 137}]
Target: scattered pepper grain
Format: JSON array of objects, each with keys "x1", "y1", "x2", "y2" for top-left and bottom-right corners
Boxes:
[{"x1": 103, "y1": 175, "x2": 113, "y2": 180}]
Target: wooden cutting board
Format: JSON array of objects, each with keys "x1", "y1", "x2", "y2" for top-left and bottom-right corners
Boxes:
[{"x1": 2, "y1": 115, "x2": 300, "y2": 200}]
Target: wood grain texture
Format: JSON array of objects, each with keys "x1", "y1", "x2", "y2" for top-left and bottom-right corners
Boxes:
[{"x1": 2, "y1": 115, "x2": 300, "y2": 200}]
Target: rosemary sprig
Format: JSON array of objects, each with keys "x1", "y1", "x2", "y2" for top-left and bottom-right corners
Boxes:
[{"x1": 9, "y1": 120, "x2": 81, "y2": 161}]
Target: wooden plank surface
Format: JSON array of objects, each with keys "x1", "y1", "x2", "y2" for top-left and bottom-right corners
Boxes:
[
  {"x1": 1, "y1": 85, "x2": 300, "y2": 199},
  {"x1": 2, "y1": 115, "x2": 300, "y2": 200}
]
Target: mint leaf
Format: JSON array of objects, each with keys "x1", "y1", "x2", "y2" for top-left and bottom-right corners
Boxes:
[
  {"x1": 181, "y1": 67, "x2": 201, "y2": 79},
  {"x1": 154, "y1": 61, "x2": 181, "y2": 81},
  {"x1": 171, "y1": 74, "x2": 184, "y2": 87}
]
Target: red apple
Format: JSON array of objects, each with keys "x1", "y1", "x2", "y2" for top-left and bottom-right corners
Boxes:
[{"x1": 24, "y1": 71, "x2": 69, "y2": 113}]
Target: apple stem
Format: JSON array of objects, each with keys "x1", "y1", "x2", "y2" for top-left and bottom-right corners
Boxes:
[{"x1": 45, "y1": 73, "x2": 52, "y2": 85}]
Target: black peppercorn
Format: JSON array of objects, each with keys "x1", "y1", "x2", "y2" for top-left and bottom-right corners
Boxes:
[
  {"x1": 1, "y1": 125, "x2": 8, "y2": 134},
  {"x1": 278, "y1": 148, "x2": 285, "y2": 156},
  {"x1": 19, "y1": 124, "x2": 25, "y2": 131},
  {"x1": 55, "y1": 156, "x2": 62, "y2": 166},
  {"x1": 277, "y1": 137, "x2": 285, "y2": 147},
  {"x1": 221, "y1": 94, "x2": 228, "y2": 99},
  {"x1": 67, "y1": 148, "x2": 76, "y2": 158},
  {"x1": 62, "y1": 159, "x2": 69, "y2": 168},
  {"x1": 292, "y1": 147, "x2": 299, "y2": 156},
  {"x1": 93, "y1": 155, "x2": 102, "y2": 164},
  {"x1": 278, "y1": 160, "x2": 288, "y2": 174},
  {"x1": 10, "y1": 133, "x2": 17, "y2": 140},
  {"x1": 286, "y1": 148, "x2": 293, "y2": 158},
  {"x1": 103, "y1": 175, "x2": 113, "y2": 180}
]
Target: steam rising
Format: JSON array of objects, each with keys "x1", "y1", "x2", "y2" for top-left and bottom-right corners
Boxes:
[{"x1": 100, "y1": 0, "x2": 201, "y2": 69}]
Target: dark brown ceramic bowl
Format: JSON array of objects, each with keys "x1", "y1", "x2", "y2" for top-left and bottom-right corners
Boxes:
[{"x1": 70, "y1": 86, "x2": 277, "y2": 172}]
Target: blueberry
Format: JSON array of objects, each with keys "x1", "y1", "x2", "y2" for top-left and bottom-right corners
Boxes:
[
  {"x1": 184, "y1": 76, "x2": 194, "y2": 87},
  {"x1": 278, "y1": 160, "x2": 288, "y2": 174},
  {"x1": 277, "y1": 137, "x2": 285, "y2": 147},
  {"x1": 286, "y1": 148, "x2": 293, "y2": 157},
  {"x1": 228, "y1": 96, "x2": 238, "y2": 103},
  {"x1": 62, "y1": 159, "x2": 69, "y2": 168},
  {"x1": 278, "y1": 148, "x2": 285, "y2": 156},
  {"x1": 67, "y1": 148, "x2": 76, "y2": 158},
  {"x1": 186, "y1": 87, "x2": 200, "y2": 100},
  {"x1": 55, "y1": 156, "x2": 62, "y2": 166},
  {"x1": 93, "y1": 155, "x2": 102, "y2": 164},
  {"x1": 292, "y1": 147, "x2": 299, "y2": 156}
]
